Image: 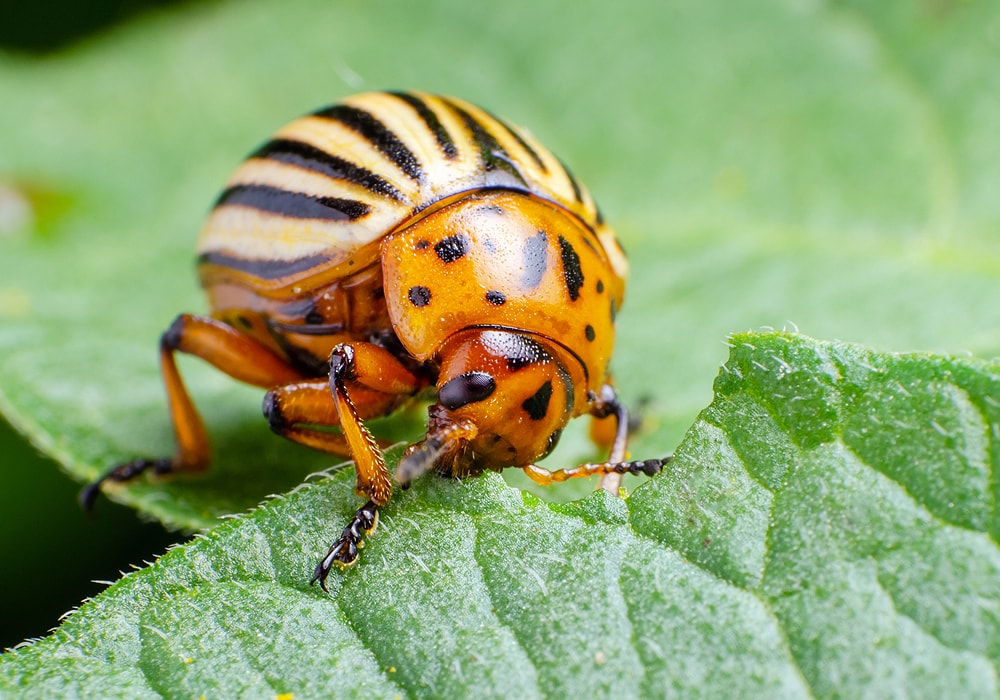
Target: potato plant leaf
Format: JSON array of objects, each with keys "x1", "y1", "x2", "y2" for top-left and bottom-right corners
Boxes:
[{"x1": 2, "y1": 332, "x2": 997, "y2": 698}]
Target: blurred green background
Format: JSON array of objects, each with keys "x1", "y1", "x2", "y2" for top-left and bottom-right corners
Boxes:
[{"x1": 2, "y1": 0, "x2": 998, "y2": 651}]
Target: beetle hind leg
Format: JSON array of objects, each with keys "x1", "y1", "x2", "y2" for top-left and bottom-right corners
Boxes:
[
  {"x1": 83, "y1": 313, "x2": 307, "y2": 509},
  {"x1": 522, "y1": 384, "x2": 672, "y2": 494},
  {"x1": 587, "y1": 383, "x2": 636, "y2": 493}
]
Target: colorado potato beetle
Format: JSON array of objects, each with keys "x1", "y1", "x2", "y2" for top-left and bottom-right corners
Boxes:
[{"x1": 84, "y1": 91, "x2": 667, "y2": 589}]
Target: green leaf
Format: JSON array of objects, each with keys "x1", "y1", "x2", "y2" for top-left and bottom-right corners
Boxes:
[
  {"x1": 2, "y1": 0, "x2": 1000, "y2": 690},
  {"x1": 3, "y1": 332, "x2": 998, "y2": 697}
]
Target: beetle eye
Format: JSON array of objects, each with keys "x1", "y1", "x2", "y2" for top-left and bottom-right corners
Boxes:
[{"x1": 439, "y1": 372, "x2": 496, "y2": 410}]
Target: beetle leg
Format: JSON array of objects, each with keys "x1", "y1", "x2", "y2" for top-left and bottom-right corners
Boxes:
[
  {"x1": 521, "y1": 456, "x2": 669, "y2": 486},
  {"x1": 327, "y1": 342, "x2": 424, "y2": 502},
  {"x1": 589, "y1": 392, "x2": 648, "y2": 457},
  {"x1": 263, "y1": 380, "x2": 404, "y2": 457},
  {"x1": 311, "y1": 342, "x2": 425, "y2": 590},
  {"x1": 311, "y1": 499, "x2": 378, "y2": 592},
  {"x1": 78, "y1": 457, "x2": 175, "y2": 509},
  {"x1": 82, "y1": 314, "x2": 309, "y2": 509},
  {"x1": 586, "y1": 383, "x2": 631, "y2": 493}
]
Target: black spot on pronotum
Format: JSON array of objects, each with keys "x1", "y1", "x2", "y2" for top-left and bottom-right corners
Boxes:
[
  {"x1": 558, "y1": 235, "x2": 584, "y2": 301},
  {"x1": 596, "y1": 279, "x2": 604, "y2": 294},
  {"x1": 522, "y1": 230, "x2": 548, "y2": 288},
  {"x1": 408, "y1": 285, "x2": 431, "y2": 307},
  {"x1": 439, "y1": 372, "x2": 496, "y2": 410},
  {"x1": 585, "y1": 325, "x2": 596, "y2": 342},
  {"x1": 415, "y1": 239, "x2": 430, "y2": 250},
  {"x1": 522, "y1": 380, "x2": 553, "y2": 421},
  {"x1": 485, "y1": 290, "x2": 506, "y2": 306},
  {"x1": 435, "y1": 234, "x2": 469, "y2": 263}
]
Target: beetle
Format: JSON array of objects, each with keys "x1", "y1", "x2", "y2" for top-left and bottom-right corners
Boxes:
[{"x1": 83, "y1": 91, "x2": 667, "y2": 589}]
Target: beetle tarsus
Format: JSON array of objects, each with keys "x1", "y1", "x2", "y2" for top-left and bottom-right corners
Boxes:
[
  {"x1": 79, "y1": 457, "x2": 174, "y2": 511},
  {"x1": 524, "y1": 454, "x2": 671, "y2": 487},
  {"x1": 311, "y1": 499, "x2": 379, "y2": 592},
  {"x1": 613, "y1": 456, "x2": 670, "y2": 477}
]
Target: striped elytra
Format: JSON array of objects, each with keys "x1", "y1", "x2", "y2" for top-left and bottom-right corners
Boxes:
[
  {"x1": 197, "y1": 91, "x2": 626, "y2": 290},
  {"x1": 87, "y1": 92, "x2": 661, "y2": 588}
]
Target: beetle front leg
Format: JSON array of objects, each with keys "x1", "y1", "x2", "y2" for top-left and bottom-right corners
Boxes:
[
  {"x1": 311, "y1": 499, "x2": 379, "y2": 590},
  {"x1": 79, "y1": 457, "x2": 175, "y2": 509},
  {"x1": 311, "y1": 341, "x2": 425, "y2": 590}
]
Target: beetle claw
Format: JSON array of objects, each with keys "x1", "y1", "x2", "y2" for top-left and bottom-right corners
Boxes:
[
  {"x1": 79, "y1": 457, "x2": 174, "y2": 511},
  {"x1": 311, "y1": 541, "x2": 356, "y2": 592},
  {"x1": 312, "y1": 499, "x2": 379, "y2": 592},
  {"x1": 78, "y1": 481, "x2": 104, "y2": 512}
]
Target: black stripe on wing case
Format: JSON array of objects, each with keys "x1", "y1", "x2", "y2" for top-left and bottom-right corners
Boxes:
[
  {"x1": 556, "y1": 156, "x2": 584, "y2": 204},
  {"x1": 313, "y1": 104, "x2": 423, "y2": 181},
  {"x1": 251, "y1": 139, "x2": 405, "y2": 201},
  {"x1": 443, "y1": 99, "x2": 528, "y2": 187},
  {"x1": 214, "y1": 184, "x2": 370, "y2": 221},
  {"x1": 389, "y1": 92, "x2": 459, "y2": 159},
  {"x1": 491, "y1": 114, "x2": 548, "y2": 173},
  {"x1": 197, "y1": 251, "x2": 332, "y2": 280}
]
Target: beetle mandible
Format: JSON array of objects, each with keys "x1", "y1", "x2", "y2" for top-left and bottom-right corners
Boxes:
[{"x1": 83, "y1": 91, "x2": 667, "y2": 589}]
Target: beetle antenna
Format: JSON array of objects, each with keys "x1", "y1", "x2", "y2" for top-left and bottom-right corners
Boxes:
[{"x1": 395, "y1": 420, "x2": 477, "y2": 487}]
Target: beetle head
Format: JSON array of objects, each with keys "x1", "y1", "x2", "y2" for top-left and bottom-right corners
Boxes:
[{"x1": 395, "y1": 329, "x2": 574, "y2": 486}]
